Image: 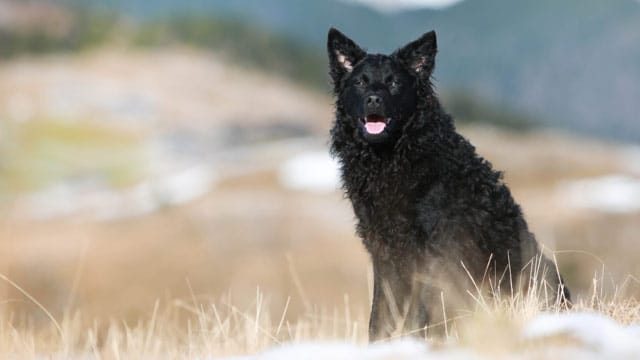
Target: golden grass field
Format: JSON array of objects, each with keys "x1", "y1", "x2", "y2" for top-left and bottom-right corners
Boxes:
[
  {"x1": 0, "y1": 49, "x2": 639, "y2": 358},
  {"x1": 1, "y1": 272, "x2": 639, "y2": 358}
]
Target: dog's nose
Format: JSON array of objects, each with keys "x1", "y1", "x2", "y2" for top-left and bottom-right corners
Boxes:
[
  {"x1": 366, "y1": 95, "x2": 382, "y2": 112},
  {"x1": 367, "y1": 95, "x2": 381, "y2": 107}
]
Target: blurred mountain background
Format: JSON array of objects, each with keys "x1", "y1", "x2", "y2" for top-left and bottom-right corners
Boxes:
[
  {"x1": 0, "y1": 0, "x2": 639, "y2": 328},
  {"x1": 57, "y1": 0, "x2": 640, "y2": 141},
  {"x1": 2, "y1": 0, "x2": 639, "y2": 139}
]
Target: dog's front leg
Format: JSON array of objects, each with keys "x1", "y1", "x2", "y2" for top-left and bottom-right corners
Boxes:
[{"x1": 369, "y1": 257, "x2": 427, "y2": 342}]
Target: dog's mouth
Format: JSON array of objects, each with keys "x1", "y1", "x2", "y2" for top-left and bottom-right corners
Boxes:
[{"x1": 361, "y1": 114, "x2": 391, "y2": 135}]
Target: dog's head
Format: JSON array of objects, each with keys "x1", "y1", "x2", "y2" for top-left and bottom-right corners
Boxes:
[{"x1": 328, "y1": 28, "x2": 437, "y2": 144}]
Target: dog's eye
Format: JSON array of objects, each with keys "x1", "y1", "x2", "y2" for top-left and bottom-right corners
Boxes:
[
  {"x1": 354, "y1": 79, "x2": 366, "y2": 87},
  {"x1": 389, "y1": 80, "x2": 400, "y2": 88}
]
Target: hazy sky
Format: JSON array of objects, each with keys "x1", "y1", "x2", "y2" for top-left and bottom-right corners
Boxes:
[{"x1": 342, "y1": 0, "x2": 464, "y2": 12}]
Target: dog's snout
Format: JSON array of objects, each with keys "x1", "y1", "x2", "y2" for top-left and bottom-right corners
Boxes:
[
  {"x1": 367, "y1": 95, "x2": 381, "y2": 106},
  {"x1": 366, "y1": 95, "x2": 382, "y2": 112}
]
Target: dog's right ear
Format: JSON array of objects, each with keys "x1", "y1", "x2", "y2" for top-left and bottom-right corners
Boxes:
[{"x1": 327, "y1": 28, "x2": 366, "y2": 84}]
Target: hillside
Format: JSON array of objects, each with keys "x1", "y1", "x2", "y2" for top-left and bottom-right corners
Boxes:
[
  {"x1": 1, "y1": 47, "x2": 639, "y2": 318},
  {"x1": 66, "y1": 0, "x2": 640, "y2": 142},
  {"x1": 0, "y1": 44, "x2": 639, "y2": 358}
]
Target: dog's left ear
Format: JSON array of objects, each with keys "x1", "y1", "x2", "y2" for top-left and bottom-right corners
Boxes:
[
  {"x1": 327, "y1": 28, "x2": 366, "y2": 84},
  {"x1": 394, "y1": 31, "x2": 437, "y2": 77}
]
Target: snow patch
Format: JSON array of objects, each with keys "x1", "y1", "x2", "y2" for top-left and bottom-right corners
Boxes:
[
  {"x1": 620, "y1": 145, "x2": 640, "y2": 175},
  {"x1": 278, "y1": 151, "x2": 341, "y2": 193},
  {"x1": 340, "y1": 0, "x2": 464, "y2": 13},
  {"x1": 230, "y1": 340, "x2": 464, "y2": 360},
  {"x1": 556, "y1": 174, "x2": 640, "y2": 213},
  {"x1": 19, "y1": 165, "x2": 215, "y2": 221},
  {"x1": 237, "y1": 312, "x2": 640, "y2": 359},
  {"x1": 259, "y1": 340, "x2": 427, "y2": 360},
  {"x1": 523, "y1": 312, "x2": 640, "y2": 356}
]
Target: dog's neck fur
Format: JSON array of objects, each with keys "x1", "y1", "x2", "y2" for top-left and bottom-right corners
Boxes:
[
  {"x1": 330, "y1": 89, "x2": 502, "y2": 253},
  {"x1": 330, "y1": 89, "x2": 473, "y2": 187}
]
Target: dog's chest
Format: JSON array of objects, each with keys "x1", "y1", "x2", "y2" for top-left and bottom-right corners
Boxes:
[{"x1": 348, "y1": 166, "x2": 423, "y2": 244}]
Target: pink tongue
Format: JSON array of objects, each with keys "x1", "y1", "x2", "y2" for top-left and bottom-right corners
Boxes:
[{"x1": 365, "y1": 122, "x2": 386, "y2": 134}]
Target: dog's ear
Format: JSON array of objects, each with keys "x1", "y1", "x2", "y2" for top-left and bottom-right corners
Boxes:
[
  {"x1": 327, "y1": 28, "x2": 366, "y2": 84},
  {"x1": 394, "y1": 31, "x2": 437, "y2": 77}
]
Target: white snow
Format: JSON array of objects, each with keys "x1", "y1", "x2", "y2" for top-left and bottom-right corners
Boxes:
[
  {"x1": 340, "y1": 0, "x2": 464, "y2": 12},
  {"x1": 237, "y1": 312, "x2": 640, "y2": 359},
  {"x1": 239, "y1": 340, "x2": 430, "y2": 360},
  {"x1": 278, "y1": 151, "x2": 341, "y2": 193},
  {"x1": 18, "y1": 165, "x2": 215, "y2": 221},
  {"x1": 523, "y1": 312, "x2": 640, "y2": 356},
  {"x1": 152, "y1": 165, "x2": 214, "y2": 206},
  {"x1": 556, "y1": 174, "x2": 640, "y2": 213},
  {"x1": 230, "y1": 340, "x2": 475, "y2": 360},
  {"x1": 620, "y1": 145, "x2": 640, "y2": 176}
]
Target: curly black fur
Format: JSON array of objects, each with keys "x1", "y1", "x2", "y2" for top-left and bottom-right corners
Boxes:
[{"x1": 327, "y1": 28, "x2": 570, "y2": 341}]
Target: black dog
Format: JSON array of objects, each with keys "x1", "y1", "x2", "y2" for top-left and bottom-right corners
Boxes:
[{"x1": 327, "y1": 28, "x2": 570, "y2": 341}]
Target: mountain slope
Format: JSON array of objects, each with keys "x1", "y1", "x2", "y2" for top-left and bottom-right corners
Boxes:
[{"x1": 65, "y1": 0, "x2": 640, "y2": 141}]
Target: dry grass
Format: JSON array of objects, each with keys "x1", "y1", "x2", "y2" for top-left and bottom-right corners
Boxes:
[
  {"x1": 1, "y1": 267, "x2": 639, "y2": 359},
  {"x1": 0, "y1": 285, "x2": 368, "y2": 358}
]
